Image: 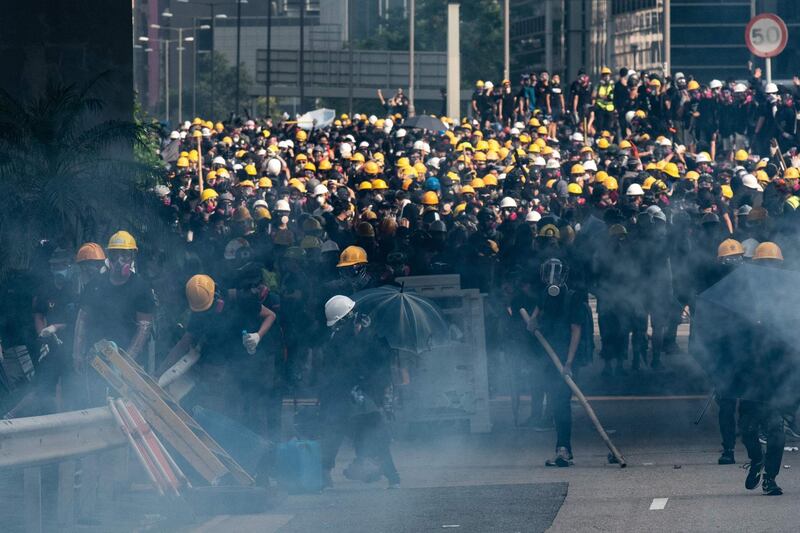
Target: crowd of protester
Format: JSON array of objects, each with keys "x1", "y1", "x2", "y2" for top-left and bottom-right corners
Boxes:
[{"x1": 3, "y1": 64, "x2": 800, "y2": 488}]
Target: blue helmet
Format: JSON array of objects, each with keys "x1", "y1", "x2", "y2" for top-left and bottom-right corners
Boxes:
[{"x1": 424, "y1": 177, "x2": 441, "y2": 192}]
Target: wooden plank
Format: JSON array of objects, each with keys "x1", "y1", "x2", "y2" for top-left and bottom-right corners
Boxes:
[
  {"x1": 91, "y1": 356, "x2": 225, "y2": 484},
  {"x1": 94, "y1": 342, "x2": 254, "y2": 486}
]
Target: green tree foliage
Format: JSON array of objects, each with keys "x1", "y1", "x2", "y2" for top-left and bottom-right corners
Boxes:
[
  {"x1": 195, "y1": 51, "x2": 253, "y2": 120},
  {"x1": 0, "y1": 77, "x2": 163, "y2": 275},
  {"x1": 355, "y1": 0, "x2": 503, "y2": 89}
]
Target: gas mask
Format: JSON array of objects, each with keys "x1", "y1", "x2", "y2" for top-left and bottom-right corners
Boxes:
[
  {"x1": 51, "y1": 266, "x2": 73, "y2": 284},
  {"x1": 108, "y1": 251, "x2": 135, "y2": 281},
  {"x1": 540, "y1": 258, "x2": 568, "y2": 297}
]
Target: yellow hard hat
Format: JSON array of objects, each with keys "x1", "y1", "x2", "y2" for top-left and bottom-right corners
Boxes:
[
  {"x1": 735, "y1": 149, "x2": 749, "y2": 162},
  {"x1": 642, "y1": 176, "x2": 657, "y2": 190},
  {"x1": 319, "y1": 159, "x2": 333, "y2": 171},
  {"x1": 460, "y1": 185, "x2": 476, "y2": 195},
  {"x1": 597, "y1": 138, "x2": 610, "y2": 150},
  {"x1": 296, "y1": 130, "x2": 308, "y2": 142},
  {"x1": 186, "y1": 274, "x2": 216, "y2": 312},
  {"x1": 605, "y1": 176, "x2": 619, "y2": 191},
  {"x1": 176, "y1": 156, "x2": 190, "y2": 168},
  {"x1": 619, "y1": 140, "x2": 632, "y2": 150},
  {"x1": 685, "y1": 170, "x2": 700, "y2": 181},
  {"x1": 372, "y1": 179, "x2": 389, "y2": 190},
  {"x1": 687, "y1": 80, "x2": 700, "y2": 91},
  {"x1": 288, "y1": 178, "x2": 307, "y2": 193},
  {"x1": 201, "y1": 189, "x2": 219, "y2": 202},
  {"x1": 785, "y1": 167, "x2": 800, "y2": 180},
  {"x1": 205, "y1": 170, "x2": 217, "y2": 182},
  {"x1": 721, "y1": 184, "x2": 733, "y2": 199},
  {"x1": 364, "y1": 161, "x2": 380, "y2": 175},
  {"x1": 594, "y1": 170, "x2": 608, "y2": 185},
  {"x1": 753, "y1": 242, "x2": 783, "y2": 262},
  {"x1": 663, "y1": 162, "x2": 680, "y2": 179},
  {"x1": 295, "y1": 153, "x2": 308, "y2": 162},
  {"x1": 717, "y1": 239, "x2": 744, "y2": 259},
  {"x1": 570, "y1": 164, "x2": 585, "y2": 175},
  {"x1": 192, "y1": 130, "x2": 203, "y2": 139},
  {"x1": 473, "y1": 152, "x2": 487, "y2": 162},
  {"x1": 482, "y1": 174, "x2": 498, "y2": 187},
  {"x1": 245, "y1": 163, "x2": 257, "y2": 176},
  {"x1": 756, "y1": 170, "x2": 770, "y2": 183},
  {"x1": 470, "y1": 177, "x2": 486, "y2": 189},
  {"x1": 254, "y1": 206, "x2": 271, "y2": 221},
  {"x1": 567, "y1": 183, "x2": 583, "y2": 195},
  {"x1": 601, "y1": 66, "x2": 612, "y2": 75},
  {"x1": 337, "y1": 246, "x2": 368, "y2": 267},
  {"x1": 397, "y1": 157, "x2": 410, "y2": 168},
  {"x1": 304, "y1": 162, "x2": 317, "y2": 172},
  {"x1": 358, "y1": 181, "x2": 373, "y2": 191},
  {"x1": 258, "y1": 177, "x2": 273, "y2": 188},
  {"x1": 351, "y1": 152, "x2": 366, "y2": 163},
  {"x1": 422, "y1": 191, "x2": 439, "y2": 205},
  {"x1": 237, "y1": 180, "x2": 255, "y2": 188},
  {"x1": 107, "y1": 231, "x2": 138, "y2": 251}
]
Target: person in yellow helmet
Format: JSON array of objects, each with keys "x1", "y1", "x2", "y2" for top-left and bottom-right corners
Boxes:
[
  {"x1": 160, "y1": 272, "x2": 277, "y2": 422},
  {"x1": 73, "y1": 231, "x2": 156, "y2": 382}
]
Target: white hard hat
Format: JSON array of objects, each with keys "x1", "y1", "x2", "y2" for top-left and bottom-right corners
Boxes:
[
  {"x1": 551, "y1": 150, "x2": 561, "y2": 160},
  {"x1": 546, "y1": 159, "x2": 560, "y2": 170},
  {"x1": 395, "y1": 128, "x2": 407, "y2": 139},
  {"x1": 384, "y1": 118, "x2": 394, "y2": 129},
  {"x1": 533, "y1": 156, "x2": 546, "y2": 167},
  {"x1": 212, "y1": 156, "x2": 226, "y2": 166},
  {"x1": 428, "y1": 157, "x2": 441, "y2": 170},
  {"x1": 571, "y1": 132, "x2": 584, "y2": 142},
  {"x1": 285, "y1": 140, "x2": 295, "y2": 149},
  {"x1": 232, "y1": 163, "x2": 242, "y2": 171},
  {"x1": 154, "y1": 184, "x2": 170, "y2": 197},
  {"x1": 696, "y1": 152, "x2": 711, "y2": 163},
  {"x1": 201, "y1": 127, "x2": 211, "y2": 137},
  {"x1": 742, "y1": 173, "x2": 763, "y2": 192},
  {"x1": 734, "y1": 83, "x2": 747, "y2": 93},
  {"x1": 658, "y1": 137, "x2": 672, "y2": 147},
  {"x1": 765, "y1": 83, "x2": 779, "y2": 94},
  {"x1": 169, "y1": 130, "x2": 180, "y2": 140},
  {"x1": 583, "y1": 160, "x2": 597, "y2": 171},
  {"x1": 484, "y1": 81, "x2": 494, "y2": 89},
  {"x1": 368, "y1": 115, "x2": 378, "y2": 125},
  {"x1": 267, "y1": 158, "x2": 282, "y2": 176},
  {"x1": 625, "y1": 110, "x2": 636, "y2": 123},
  {"x1": 275, "y1": 199, "x2": 291, "y2": 211},
  {"x1": 325, "y1": 295, "x2": 356, "y2": 327},
  {"x1": 277, "y1": 140, "x2": 289, "y2": 149},
  {"x1": 513, "y1": 121, "x2": 525, "y2": 130},
  {"x1": 182, "y1": 121, "x2": 191, "y2": 130},
  {"x1": 313, "y1": 184, "x2": 329, "y2": 196},
  {"x1": 500, "y1": 197, "x2": 518, "y2": 209},
  {"x1": 339, "y1": 142, "x2": 353, "y2": 157},
  {"x1": 510, "y1": 127, "x2": 521, "y2": 135},
  {"x1": 626, "y1": 183, "x2": 645, "y2": 196},
  {"x1": 359, "y1": 141, "x2": 370, "y2": 149},
  {"x1": 253, "y1": 199, "x2": 268, "y2": 209},
  {"x1": 526, "y1": 210, "x2": 542, "y2": 223},
  {"x1": 709, "y1": 79, "x2": 723, "y2": 90},
  {"x1": 413, "y1": 140, "x2": 426, "y2": 151}
]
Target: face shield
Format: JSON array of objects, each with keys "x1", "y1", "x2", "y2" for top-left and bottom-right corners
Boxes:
[{"x1": 540, "y1": 258, "x2": 568, "y2": 297}]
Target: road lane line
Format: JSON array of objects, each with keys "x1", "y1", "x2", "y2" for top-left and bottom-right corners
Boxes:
[{"x1": 649, "y1": 498, "x2": 668, "y2": 510}]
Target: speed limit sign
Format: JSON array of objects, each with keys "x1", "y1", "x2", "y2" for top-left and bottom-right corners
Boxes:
[{"x1": 745, "y1": 14, "x2": 788, "y2": 58}]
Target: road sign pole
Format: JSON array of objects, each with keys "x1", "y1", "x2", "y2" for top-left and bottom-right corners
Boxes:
[{"x1": 766, "y1": 57, "x2": 772, "y2": 83}]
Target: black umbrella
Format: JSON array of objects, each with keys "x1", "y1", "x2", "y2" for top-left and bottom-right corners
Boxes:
[
  {"x1": 352, "y1": 285, "x2": 450, "y2": 353},
  {"x1": 403, "y1": 115, "x2": 446, "y2": 132},
  {"x1": 693, "y1": 263, "x2": 800, "y2": 404}
]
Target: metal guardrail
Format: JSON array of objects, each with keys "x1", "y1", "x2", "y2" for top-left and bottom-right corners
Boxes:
[{"x1": 0, "y1": 407, "x2": 125, "y2": 469}]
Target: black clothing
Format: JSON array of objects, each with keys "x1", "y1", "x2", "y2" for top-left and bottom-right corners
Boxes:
[{"x1": 81, "y1": 273, "x2": 155, "y2": 349}]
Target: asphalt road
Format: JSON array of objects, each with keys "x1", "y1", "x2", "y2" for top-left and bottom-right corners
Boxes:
[{"x1": 184, "y1": 396, "x2": 799, "y2": 533}]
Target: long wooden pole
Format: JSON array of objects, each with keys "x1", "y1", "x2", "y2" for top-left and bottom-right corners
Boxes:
[
  {"x1": 520, "y1": 309, "x2": 627, "y2": 467},
  {"x1": 197, "y1": 134, "x2": 204, "y2": 194}
]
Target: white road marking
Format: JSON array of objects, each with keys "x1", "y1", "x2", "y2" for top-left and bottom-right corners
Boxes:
[{"x1": 649, "y1": 498, "x2": 668, "y2": 510}]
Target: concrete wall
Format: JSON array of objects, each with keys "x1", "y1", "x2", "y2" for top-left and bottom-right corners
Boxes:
[{"x1": 0, "y1": 0, "x2": 133, "y2": 121}]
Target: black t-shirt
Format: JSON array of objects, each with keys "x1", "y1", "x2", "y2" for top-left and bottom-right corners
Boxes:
[
  {"x1": 81, "y1": 273, "x2": 156, "y2": 348},
  {"x1": 33, "y1": 281, "x2": 78, "y2": 345},
  {"x1": 500, "y1": 90, "x2": 515, "y2": 116},
  {"x1": 187, "y1": 295, "x2": 262, "y2": 365},
  {"x1": 535, "y1": 289, "x2": 583, "y2": 361}
]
